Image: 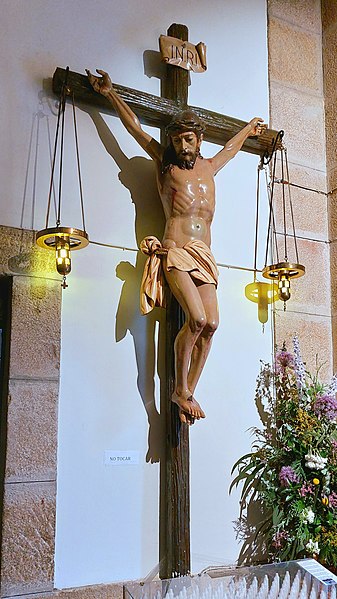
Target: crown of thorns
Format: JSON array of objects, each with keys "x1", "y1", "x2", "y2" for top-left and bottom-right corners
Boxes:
[{"x1": 165, "y1": 110, "x2": 206, "y2": 136}]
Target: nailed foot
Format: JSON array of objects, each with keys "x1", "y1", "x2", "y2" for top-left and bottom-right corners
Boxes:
[{"x1": 172, "y1": 392, "x2": 206, "y2": 425}]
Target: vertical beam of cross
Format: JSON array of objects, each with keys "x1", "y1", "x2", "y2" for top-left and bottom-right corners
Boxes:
[{"x1": 159, "y1": 24, "x2": 191, "y2": 580}]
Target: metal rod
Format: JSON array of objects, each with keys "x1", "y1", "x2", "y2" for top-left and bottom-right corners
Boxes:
[
  {"x1": 71, "y1": 92, "x2": 86, "y2": 232},
  {"x1": 264, "y1": 156, "x2": 279, "y2": 267},
  {"x1": 57, "y1": 83, "x2": 66, "y2": 227},
  {"x1": 88, "y1": 240, "x2": 261, "y2": 273},
  {"x1": 284, "y1": 147, "x2": 300, "y2": 264},
  {"x1": 253, "y1": 162, "x2": 262, "y2": 278},
  {"x1": 45, "y1": 85, "x2": 63, "y2": 228},
  {"x1": 281, "y1": 148, "x2": 287, "y2": 261}
]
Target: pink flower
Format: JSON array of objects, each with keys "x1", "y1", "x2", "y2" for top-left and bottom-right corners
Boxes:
[
  {"x1": 328, "y1": 491, "x2": 337, "y2": 508},
  {"x1": 272, "y1": 530, "x2": 289, "y2": 549},
  {"x1": 275, "y1": 350, "x2": 294, "y2": 373},
  {"x1": 299, "y1": 483, "x2": 314, "y2": 497}
]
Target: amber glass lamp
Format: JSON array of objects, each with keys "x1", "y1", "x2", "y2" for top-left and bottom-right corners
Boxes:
[
  {"x1": 245, "y1": 162, "x2": 279, "y2": 326},
  {"x1": 36, "y1": 67, "x2": 89, "y2": 288}
]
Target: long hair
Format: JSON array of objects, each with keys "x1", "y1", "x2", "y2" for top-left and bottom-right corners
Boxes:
[{"x1": 162, "y1": 110, "x2": 205, "y2": 174}]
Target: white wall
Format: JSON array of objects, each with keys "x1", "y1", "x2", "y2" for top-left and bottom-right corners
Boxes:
[{"x1": 1, "y1": 0, "x2": 270, "y2": 588}]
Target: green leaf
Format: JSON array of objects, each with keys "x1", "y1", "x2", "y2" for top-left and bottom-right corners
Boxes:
[
  {"x1": 229, "y1": 462, "x2": 265, "y2": 494},
  {"x1": 231, "y1": 453, "x2": 256, "y2": 474},
  {"x1": 272, "y1": 506, "x2": 283, "y2": 526}
]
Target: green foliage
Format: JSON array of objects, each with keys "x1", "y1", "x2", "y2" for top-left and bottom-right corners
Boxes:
[{"x1": 231, "y1": 339, "x2": 337, "y2": 568}]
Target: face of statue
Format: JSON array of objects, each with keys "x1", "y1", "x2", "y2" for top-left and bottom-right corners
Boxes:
[{"x1": 170, "y1": 131, "x2": 202, "y2": 169}]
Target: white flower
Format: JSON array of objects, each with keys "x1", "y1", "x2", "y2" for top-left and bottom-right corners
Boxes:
[
  {"x1": 306, "y1": 539, "x2": 320, "y2": 554},
  {"x1": 305, "y1": 453, "x2": 328, "y2": 470},
  {"x1": 328, "y1": 373, "x2": 337, "y2": 396},
  {"x1": 301, "y1": 508, "x2": 315, "y2": 524},
  {"x1": 305, "y1": 461, "x2": 316, "y2": 469}
]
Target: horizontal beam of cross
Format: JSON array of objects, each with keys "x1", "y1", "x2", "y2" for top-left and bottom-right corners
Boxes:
[{"x1": 53, "y1": 67, "x2": 279, "y2": 157}]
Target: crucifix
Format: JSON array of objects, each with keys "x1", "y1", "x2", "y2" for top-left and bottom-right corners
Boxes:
[{"x1": 53, "y1": 23, "x2": 279, "y2": 580}]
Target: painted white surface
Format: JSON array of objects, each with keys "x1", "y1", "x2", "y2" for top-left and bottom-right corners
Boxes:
[{"x1": 1, "y1": 0, "x2": 270, "y2": 588}]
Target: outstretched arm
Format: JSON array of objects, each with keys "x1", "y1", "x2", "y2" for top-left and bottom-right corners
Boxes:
[
  {"x1": 211, "y1": 117, "x2": 266, "y2": 174},
  {"x1": 86, "y1": 69, "x2": 164, "y2": 164}
]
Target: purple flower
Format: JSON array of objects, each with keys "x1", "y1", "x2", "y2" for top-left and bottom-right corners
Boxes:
[
  {"x1": 292, "y1": 334, "x2": 306, "y2": 390},
  {"x1": 279, "y1": 466, "x2": 299, "y2": 487},
  {"x1": 275, "y1": 350, "x2": 294, "y2": 373},
  {"x1": 313, "y1": 395, "x2": 337, "y2": 421}
]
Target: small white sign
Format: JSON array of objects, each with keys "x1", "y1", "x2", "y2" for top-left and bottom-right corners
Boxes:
[
  {"x1": 297, "y1": 559, "x2": 337, "y2": 586},
  {"x1": 104, "y1": 450, "x2": 140, "y2": 466}
]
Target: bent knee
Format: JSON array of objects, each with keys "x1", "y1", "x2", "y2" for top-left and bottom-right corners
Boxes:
[
  {"x1": 189, "y1": 314, "x2": 206, "y2": 334},
  {"x1": 204, "y1": 319, "x2": 219, "y2": 336}
]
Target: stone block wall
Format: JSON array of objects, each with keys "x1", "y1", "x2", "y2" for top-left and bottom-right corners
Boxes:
[
  {"x1": 0, "y1": 225, "x2": 125, "y2": 598},
  {"x1": 322, "y1": 1, "x2": 337, "y2": 372},
  {"x1": 0, "y1": 226, "x2": 60, "y2": 597},
  {"x1": 267, "y1": 0, "x2": 333, "y2": 380},
  {"x1": 2, "y1": 1, "x2": 337, "y2": 594}
]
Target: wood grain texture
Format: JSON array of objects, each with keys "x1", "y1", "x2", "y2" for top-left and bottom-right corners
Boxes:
[
  {"x1": 53, "y1": 67, "x2": 279, "y2": 158},
  {"x1": 160, "y1": 23, "x2": 190, "y2": 580}
]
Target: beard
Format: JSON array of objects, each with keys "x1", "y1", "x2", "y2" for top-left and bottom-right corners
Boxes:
[
  {"x1": 162, "y1": 143, "x2": 202, "y2": 174},
  {"x1": 176, "y1": 152, "x2": 198, "y2": 170}
]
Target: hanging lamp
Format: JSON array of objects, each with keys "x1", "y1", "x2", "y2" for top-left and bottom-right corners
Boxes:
[
  {"x1": 245, "y1": 160, "x2": 279, "y2": 326},
  {"x1": 262, "y1": 132, "x2": 305, "y2": 307},
  {"x1": 36, "y1": 67, "x2": 89, "y2": 288}
]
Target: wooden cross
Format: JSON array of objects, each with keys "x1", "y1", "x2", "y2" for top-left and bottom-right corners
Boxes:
[{"x1": 53, "y1": 23, "x2": 278, "y2": 580}]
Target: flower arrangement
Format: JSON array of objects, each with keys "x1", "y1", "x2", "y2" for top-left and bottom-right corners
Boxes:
[{"x1": 231, "y1": 335, "x2": 337, "y2": 569}]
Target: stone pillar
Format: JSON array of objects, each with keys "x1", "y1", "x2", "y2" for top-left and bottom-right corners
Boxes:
[
  {"x1": 267, "y1": 0, "x2": 332, "y2": 379},
  {"x1": 322, "y1": 2, "x2": 337, "y2": 372},
  {"x1": 0, "y1": 226, "x2": 125, "y2": 599},
  {"x1": 0, "y1": 226, "x2": 61, "y2": 597}
]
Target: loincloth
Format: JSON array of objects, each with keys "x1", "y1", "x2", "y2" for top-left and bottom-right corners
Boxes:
[{"x1": 139, "y1": 236, "x2": 219, "y2": 315}]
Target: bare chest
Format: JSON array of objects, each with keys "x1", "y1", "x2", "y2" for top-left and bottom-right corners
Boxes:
[{"x1": 158, "y1": 160, "x2": 215, "y2": 218}]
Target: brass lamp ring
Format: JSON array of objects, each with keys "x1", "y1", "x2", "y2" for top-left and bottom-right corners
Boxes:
[
  {"x1": 36, "y1": 227, "x2": 89, "y2": 251},
  {"x1": 262, "y1": 262, "x2": 305, "y2": 281}
]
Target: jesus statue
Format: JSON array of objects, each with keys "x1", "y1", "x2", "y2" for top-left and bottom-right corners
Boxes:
[{"x1": 86, "y1": 68, "x2": 265, "y2": 426}]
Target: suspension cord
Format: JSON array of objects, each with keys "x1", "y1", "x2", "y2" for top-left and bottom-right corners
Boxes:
[
  {"x1": 45, "y1": 78, "x2": 65, "y2": 228},
  {"x1": 253, "y1": 161, "x2": 262, "y2": 278},
  {"x1": 281, "y1": 148, "x2": 287, "y2": 261},
  {"x1": 71, "y1": 91, "x2": 86, "y2": 233},
  {"x1": 264, "y1": 153, "x2": 279, "y2": 267},
  {"x1": 284, "y1": 147, "x2": 300, "y2": 264},
  {"x1": 56, "y1": 79, "x2": 67, "y2": 227}
]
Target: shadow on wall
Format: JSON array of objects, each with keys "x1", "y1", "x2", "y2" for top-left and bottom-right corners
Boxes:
[
  {"x1": 84, "y1": 107, "x2": 166, "y2": 464},
  {"x1": 232, "y1": 383, "x2": 271, "y2": 565}
]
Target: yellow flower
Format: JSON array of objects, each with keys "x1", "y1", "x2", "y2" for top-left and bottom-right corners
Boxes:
[
  {"x1": 313, "y1": 478, "x2": 320, "y2": 485},
  {"x1": 295, "y1": 409, "x2": 317, "y2": 442},
  {"x1": 322, "y1": 497, "x2": 329, "y2": 506}
]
